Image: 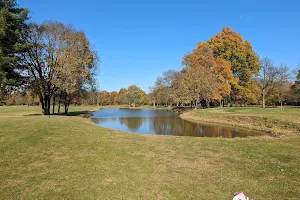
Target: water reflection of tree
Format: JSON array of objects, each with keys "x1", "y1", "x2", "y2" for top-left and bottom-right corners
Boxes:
[
  {"x1": 118, "y1": 117, "x2": 143, "y2": 132},
  {"x1": 92, "y1": 117, "x2": 119, "y2": 124},
  {"x1": 149, "y1": 116, "x2": 201, "y2": 136},
  {"x1": 92, "y1": 116, "x2": 256, "y2": 138},
  {"x1": 148, "y1": 116, "x2": 245, "y2": 138}
]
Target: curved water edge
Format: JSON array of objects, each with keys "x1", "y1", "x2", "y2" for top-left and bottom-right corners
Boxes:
[
  {"x1": 90, "y1": 108, "x2": 264, "y2": 138},
  {"x1": 179, "y1": 112, "x2": 265, "y2": 136}
]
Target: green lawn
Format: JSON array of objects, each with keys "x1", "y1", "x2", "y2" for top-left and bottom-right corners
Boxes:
[
  {"x1": 1, "y1": 106, "x2": 300, "y2": 199},
  {"x1": 181, "y1": 107, "x2": 300, "y2": 136}
]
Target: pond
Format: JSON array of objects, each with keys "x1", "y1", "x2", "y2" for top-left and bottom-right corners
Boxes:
[{"x1": 91, "y1": 108, "x2": 263, "y2": 138}]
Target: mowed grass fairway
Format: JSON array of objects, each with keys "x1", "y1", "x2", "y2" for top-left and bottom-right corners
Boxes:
[{"x1": 1, "y1": 106, "x2": 300, "y2": 199}]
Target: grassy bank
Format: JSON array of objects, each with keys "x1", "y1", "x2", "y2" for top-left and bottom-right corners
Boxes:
[
  {"x1": 0, "y1": 105, "x2": 101, "y2": 117},
  {"x1": 1, "y1": 106, "x2": 300, "y2": 199},
  {"x1": 181, "y1": 107, "x2": 300, "y2": 136}
]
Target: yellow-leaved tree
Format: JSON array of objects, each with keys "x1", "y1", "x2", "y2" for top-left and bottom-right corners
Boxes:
[
  {"x1": 22, "y1": 21, "x2": 98, "y2": 115},
  {"x1": 182, "y1": 42, "x2": 237, "y2": 106},
  {"x1": 207, "y1": 27, "x2": 261, "y2": 104}
]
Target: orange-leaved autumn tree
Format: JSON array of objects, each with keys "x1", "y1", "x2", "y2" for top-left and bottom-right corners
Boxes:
[
  {"x1": 207, "y1": 27, "x2": 261, "y2": 103},
  {"x1": 99, "y1": 90, "x2": 110, "y2": 105},
  {"x1": 183, "y1": 42, "x2": 237, "y2": 106},
  {"x1": 213, "y1": 58, "x2": 238, "y2": 104},
  {"x1": 110, "y1": 91, "x2": 118, "y2": 105}
]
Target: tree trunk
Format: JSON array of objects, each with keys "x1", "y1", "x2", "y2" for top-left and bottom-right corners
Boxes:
[
  {"x1": 262, "y1": 88, "x2": 266, "y2": 109},
  {"x1": 39, "y1": 94, "x2": 45, "y2": 114},
  {"x1": 41, "y1": 96, "x2": 51, "y2": 115},
  {"x1": 64, "y1": 103, "x2": 67, "y2": 113},
  {"x1": 58, "y1": 103, "x2": 61, "y2": 113},
  {"x1": 43, "y1": 99, "x2": 47, "y2": 115},
  {"x1": 96, "y1": 91, "x2": 100, "y2": 106},
  {"x1": 52, "y1": 95, "x2": 56, "y2": 115},
  {"x1": 58, "y1": 91, "x2": 63, "y2": 113},
  {"x1": 47, "y1": 97, "x2": 51, "y2": 115},
  {"x1": 64, "y1": 98, "x2": 70, "y2": 113}
]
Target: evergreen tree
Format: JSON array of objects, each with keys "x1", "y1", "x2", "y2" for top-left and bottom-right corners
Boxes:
[{"x1": 0, "y1": 0, "x2": 29, "y2": 101}]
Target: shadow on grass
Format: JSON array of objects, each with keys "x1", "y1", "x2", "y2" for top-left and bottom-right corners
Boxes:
[
  {"x1": 24, "y1": 114, "x2": 43, "y2": 116},
  {"x1": 24, "y1": 111, "x2": 93, "y2": 118},
  {"x1": 55, "y1": 111, "x2": 93, "y2": 118}
]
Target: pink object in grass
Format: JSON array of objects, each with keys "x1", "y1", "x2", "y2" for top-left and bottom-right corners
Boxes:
[{"x1": 233, "y1": 192, "x2": 249, "y2": 200}]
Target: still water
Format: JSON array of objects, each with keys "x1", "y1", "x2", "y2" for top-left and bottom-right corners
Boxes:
[{"x1": 91, "y1": 108, "x2": 263, "y2": 138}]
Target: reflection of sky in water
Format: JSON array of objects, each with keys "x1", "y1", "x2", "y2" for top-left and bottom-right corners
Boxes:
[
  {"x1": 92, "y1": 108, "x2": 176, "y2": 118},
  {"x1": 91, "y1": 108, "x2": 263, "y2": 138},
  {"x1": 200, "y1": 127, "x2": 204, "y2": 134}
]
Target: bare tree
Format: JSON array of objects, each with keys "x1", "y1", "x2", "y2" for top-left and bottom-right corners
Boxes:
[
  {"x1": 260, "y1": 57, "x2": 290, "y2": 108},
  {"x1": 260, "y1": 57, "x2": 274, "y2": 108}
]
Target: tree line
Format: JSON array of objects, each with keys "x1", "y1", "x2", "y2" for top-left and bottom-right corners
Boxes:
[
  {"x1": 74, "y1": 85, "x2": 149, "y2": 107},
  {"x1": 150, "y1": 27, "x2": 300, "y2": 108},
  {"x1": 0, "y1": 0, "x2": 98, "y2": 114},
  {"x1": 4, "y1": 84, "x2": 150, "y2": 107}
]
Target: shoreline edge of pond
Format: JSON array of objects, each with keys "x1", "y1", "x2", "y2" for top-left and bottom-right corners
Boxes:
[
  {"x1": 179, "y1": 108, "x2": 299, "y2": 137},
  {"x1": 89, "y1": 106, "x2": 299, "y2": 137}
]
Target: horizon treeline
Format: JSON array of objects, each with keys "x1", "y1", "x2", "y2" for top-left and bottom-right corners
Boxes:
[
  {"x1": 5, "y1": 85, "x2": 150, "y2": 107},
  {"x1": 1, "y1": 1, "x2": 300, "y2": 111},
  {"x1": 150, "y1": 27, "x2": 300, "y2": 108}
]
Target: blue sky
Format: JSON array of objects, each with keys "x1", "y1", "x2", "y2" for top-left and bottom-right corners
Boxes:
[{"x1": 19, "y1": 0, "x2": 300, "y2": 92}]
